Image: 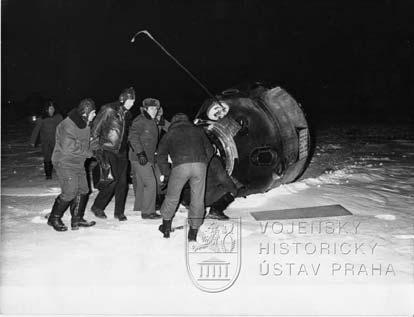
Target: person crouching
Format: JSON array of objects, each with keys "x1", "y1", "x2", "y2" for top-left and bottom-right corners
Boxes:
[{"x1": 48, "y1": 99, "x2": 97, "y2": 231}]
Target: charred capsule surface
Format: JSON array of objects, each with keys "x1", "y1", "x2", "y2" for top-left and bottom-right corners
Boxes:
[{"x1": 195, "y1": 83, "x2": 310, "y2": 196}]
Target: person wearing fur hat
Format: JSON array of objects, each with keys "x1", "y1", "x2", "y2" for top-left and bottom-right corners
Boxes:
[
  {"x1": 48, "y1": 98, "x2": 96, "y2": 232},
  {"x1": 128, "y1": 97, "x2": 167, "y2": 219},
  {"x1": 30, "y1": 100, "x2": 63, "y2": 179},
  {"x1": 89, "y1": 87, "x2": 136, "y2": 221}
]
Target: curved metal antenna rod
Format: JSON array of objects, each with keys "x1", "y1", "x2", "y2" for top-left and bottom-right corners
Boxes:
[{"x1": 131, "y1": 30, "x2": 223, "y2": 106}]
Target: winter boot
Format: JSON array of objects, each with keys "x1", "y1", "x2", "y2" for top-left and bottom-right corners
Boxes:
[
  {"x1": 114, "y1": 213, "x2": 128, "y2": 221},
  {"x1": 70, "y1": 194, "x2": 96, "y2": 230},
  {"x1": 91, "y1": 205, "x2": 107, "y2": 219},
  {"x1": 188, "y1": 228, "x2": 199, "y2": 242},
  {"x1": 47, "y1": 195, "x2": 71, "y2": 232},
  {"x1": 158, "y1": 219, "x2": 172, "y2": 238},
  {"x1": 208, "y1": 206, "x2": 229, "y2": 220},
  {"x1": 207, "y1": 192, "x2": 234, "y2": 220},
  {"x1": 44, "y1": 161, "x2": 53, "y2": 180}
]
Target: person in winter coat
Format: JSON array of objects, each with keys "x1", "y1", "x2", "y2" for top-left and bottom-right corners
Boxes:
[
  {"x1": 30, "y1": 100, "x2": 63, "y2": 179},
  {"x1": 157, "y1": 113, "x2": 214, "y2": 241},
  {"x1": 48, "y1": 99, "x2": 96, "y2": 232},
  {"x1": 89, "y1": 87, "x2": 135, "y2": 221},
  {"x1": 128, "y1": 98, "x2": 166, "y2": 219}
]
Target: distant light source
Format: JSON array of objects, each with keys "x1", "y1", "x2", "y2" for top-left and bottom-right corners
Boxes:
[{"x1": 32, "y1": 116, "x2": 37, "y2": 122}]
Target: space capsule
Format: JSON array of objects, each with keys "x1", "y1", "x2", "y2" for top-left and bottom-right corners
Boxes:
[{"x1": 194, "y1": 82, "x2": 310, "y2": 200}]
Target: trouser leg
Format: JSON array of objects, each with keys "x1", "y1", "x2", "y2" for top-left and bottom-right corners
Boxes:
[
  {"x1": 188, "y1": 163, "x2": 207, "y2": 229},
  {"x1": 43, "y1": 142, "x2": 54, "y2": 178},
  {"x1": 44, "y1": 161, "x2": 53, "y2": 179},
  {"x1": 131, "y1": 161, "x2": 143, "y2": 211},
  {"x1": 113, "y1": 154, "x2": 128, "y2": 217},
  {"x1": 93, "y1": 181, "x2": 116, "y2": 210},
  {"x1": 136, "y1": 163, "x2": 157, "y2": 216},
  {"x1": 160, "y1": 164, "x2": 190, "y2": 221},
  {"x1": 70, "y1": 169, "x2": 95, "y2": 229},
  {"x1": 92, "y1": 151, "x2": 117, "y2": 211},
  {"x1": 50, "y1": 164, "x2": 80, "y2": 231}
]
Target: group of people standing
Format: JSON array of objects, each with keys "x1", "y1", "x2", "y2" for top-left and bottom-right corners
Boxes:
[{"x1": 36, "y1": 87, "x2": 216, "y2": 241}]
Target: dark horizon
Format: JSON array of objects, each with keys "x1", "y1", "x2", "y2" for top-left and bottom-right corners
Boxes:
[{"x1": 2, "y1": 0, "x2": 414, "y2": 124}]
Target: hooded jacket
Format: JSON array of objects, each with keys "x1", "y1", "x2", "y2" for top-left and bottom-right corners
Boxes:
[
  {"x1": 52, "y1": 108, "x2": 92, "y2": 167},
  {"x1": 156, "y1": 115, "x2": 214, "y2": 176},
  {"x1": 91, "y1": 101, "x2": 131, "y2": 153}
]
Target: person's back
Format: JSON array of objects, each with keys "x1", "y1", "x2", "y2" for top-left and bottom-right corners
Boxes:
[
  {"x1": 157, "y1": 113, "x2": 213, "y2": 176},
  {"x1": 157, "y1": 113, "x2": 214, "y2": 242}
]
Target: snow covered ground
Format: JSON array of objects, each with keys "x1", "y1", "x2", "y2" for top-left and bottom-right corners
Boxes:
[{"x1": 1, "y1": 122, "x2": 414, "y2": 315}]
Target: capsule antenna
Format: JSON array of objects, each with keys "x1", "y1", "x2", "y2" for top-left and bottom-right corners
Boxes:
[{"x1": 131, "y1": 30, "x2": 224, "y2": 107}]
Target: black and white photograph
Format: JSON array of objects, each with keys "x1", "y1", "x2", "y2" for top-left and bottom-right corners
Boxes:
[{"x1": 1, "y1": 0, "x2": 413, "y2": 315}]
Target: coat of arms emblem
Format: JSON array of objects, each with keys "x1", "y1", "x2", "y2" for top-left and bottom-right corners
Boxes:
[{"x1": 185, "y1": 218, "x2": 241, "y2": 292}]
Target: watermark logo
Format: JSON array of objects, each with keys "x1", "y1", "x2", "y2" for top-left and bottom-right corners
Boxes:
[{"x1": 185, "y1": 218, "x2": 241, "y2": 292}]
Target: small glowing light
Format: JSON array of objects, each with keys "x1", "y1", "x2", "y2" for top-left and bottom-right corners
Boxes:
[{"x1": 32, "y1": 116, "x2": 37, "y2": 121}]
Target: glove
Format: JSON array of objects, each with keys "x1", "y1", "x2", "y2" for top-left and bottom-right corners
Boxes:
[
  {"x1": 137, "y1": 151, "x2": 148, "y2": 165},
  {"x1": 159, "y1": 174, "x2": 169, "y2": 190}
]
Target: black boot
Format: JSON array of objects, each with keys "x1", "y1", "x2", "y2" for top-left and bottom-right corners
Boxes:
[
  {"x1": 158, "y1": 219, "x2": 172, "y2": 238},
  {"x1": 188, "y1": 228, "x2": 198, "y2": 242},
  {"x1": 47, "y1": 195, "x2": 71, "y2": 231},
  {"x1": 142, "y1": 213, "x2": 161, "y2": 219},
  {"x1": 207, "y1": 192, "x2": 234, "y2": 220},
  {"x1": 207, "y1": 207, "x2": 229, "y2": 220},
  {"x1": 114, "y1": 213, "x2": 128, "y2": 221},
  {"x1": 44, "y1": 161, "x2": 53, "y2": 180},
  {"x1": 91, "y1": 205, "x2": 107, "y2": 219},
  {"x1": 70, "y1": 194, "x2": 96, "y2": 230}
]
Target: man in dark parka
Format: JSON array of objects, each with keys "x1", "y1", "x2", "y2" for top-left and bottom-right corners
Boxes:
[{"x1": 157, "y1": 113, "x2": 214, "y2": 241}]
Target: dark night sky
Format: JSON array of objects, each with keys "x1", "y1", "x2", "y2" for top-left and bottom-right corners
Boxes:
[{"x1": 2, "y1": 0, "x2": 414, "y2": 122}]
